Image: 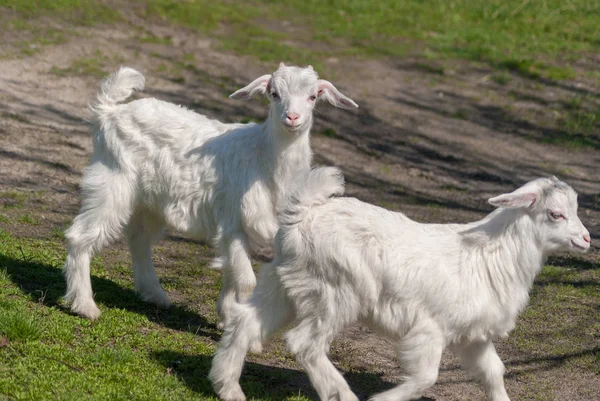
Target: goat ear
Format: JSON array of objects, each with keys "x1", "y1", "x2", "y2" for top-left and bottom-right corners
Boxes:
[
  {"x1": 229, "y1": 74, "x2": 271, "y2": 100},
  {"x1": 317, "y1": 80, "x2": 358, "y2": 109},
  {"x1": 488, "y1": 191, "x2": 538, "y2": 209}
]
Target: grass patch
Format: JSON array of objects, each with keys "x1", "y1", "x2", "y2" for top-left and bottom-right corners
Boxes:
[
  {"x1": 239, "y1": 117, "x2": 256, "y2": 124},
  {"x1": 0, "y1": 191, "x2": 27, "y2": 209},
  {"x1": 562, "y1": 108, "x2": 600, "y2": 136},
  {"x1": 497, "y1": 58, "x2": 576, "y2": 80},
  {"x1": 50, "y1": 51, "x2": 117, "y2": 78},
  {"x1": 508, "y1": 262, "x2": 600, "y2": 366},
  {"x1": 451, "y1": 109, "x2": 470, "y2": 120},
  {"x1": 1, "y1": 0, "x2": 121, "y2": 25},
  {"x1": 1, "y1": 0, "x2": 121, "y2": 57},
  {"x1": 51, "y1": 227, "x2": 65, "y2": 240},
  {"x1": 490, "y1": 72, "x2": 511, "y2": 85},
  {"x1": 413, "y1": 62, "x2": 445, "y2": 75},
  {"x1": 140, "y1": 35, "x2": 173, "y2": 45},
  {"x1": 19, "y1": 213, "x2": 38, "y2": 225},
  {"x1": 0, "y1": 308, "x2": 43, "y2": 341},
  {"x1": 539, "y1": 106, "x2": 600, "y2": 149},
  {"x1": 319, "y1": 128, "x2": 339, "y2": 138}
]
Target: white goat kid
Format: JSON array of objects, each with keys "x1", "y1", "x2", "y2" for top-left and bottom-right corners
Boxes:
[
  {"x1": 210, "y1": 168, "x2": 590, "y2": 401},
  {"x1": 63, "y1": 64, "x2": 358, "y2": 324}
]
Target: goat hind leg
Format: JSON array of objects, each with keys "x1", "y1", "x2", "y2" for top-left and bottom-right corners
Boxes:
[
  {"x1": 126, "y1": 210, "x2": 169, "y2": 308},
  {"x1": 286, "y1": 320, "x2": 359, "y2": 401},
  {"x1": 64, "y1": 169, "x2": 134, "y2": 320}
]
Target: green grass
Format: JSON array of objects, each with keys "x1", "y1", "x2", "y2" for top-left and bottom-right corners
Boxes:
[
  {"x1": 140, "y1": 35, "x2": 173, "y2": 45},
  {"x1": 318, "y1": 127, "x2": 339, "y2": 138},
  {"x1": 1, "y1": 0, "x2": 120, "y2": 57},
  {"x1": 0, "y1": 191, "x2": 27, "y2": 209},
  {"x1": 538, "y1": 105, "x2": 600, "y2": 149},
  {"x1": 0, "y1": 0, "x2": 121, "y2": 25},
  {"x1": 142, "y1": 0, "x2": 599, "y2": 79},
  {"x1": 0, "y1": 229, "x2": 218, "y2": 401},
  {"x1": 3, "y1": 0, "x2": 597, "y2": 80},
  {"x1": 0, "y1": 227, "x2": 314, "y2": 400},
  {"x1": 508, "y1": 264, "x2": 600, "y2": 362},
  {"x1": 18, "y1": 213, "x2": 38, "y2": 225},
  {"x1": 0, "y1": 210, "x2": 599, "y2": 399},
  {"x1": 0, "y1": 307, "x2": 43, "y2": 342},
  {"x1": 50, "y1": 51, "x2": 112, "y2": 78}
]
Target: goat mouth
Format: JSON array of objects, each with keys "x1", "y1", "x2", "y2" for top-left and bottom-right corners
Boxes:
[
  {"x1": 571, "y1": 240, "x2": 589, "y2": 251},
  {"x1": 283, "y1": 123, "x2": 304, "y2": 132}
]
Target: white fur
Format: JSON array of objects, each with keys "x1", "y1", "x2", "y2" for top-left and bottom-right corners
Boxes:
[
  {"x1": 210, "y1": 170, "x2": 590, "y2": 401},
  {"x1": 63, "y1": 64, "x2": 357, "y2": 324}
]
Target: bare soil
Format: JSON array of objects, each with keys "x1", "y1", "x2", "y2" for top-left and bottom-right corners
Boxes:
[{"x1": 1, "y1": 16, "x2": 599, "y2": 401}]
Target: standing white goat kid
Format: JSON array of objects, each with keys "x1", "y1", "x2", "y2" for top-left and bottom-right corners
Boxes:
[
  {"x1": 210, "y1": 168, "x2": 590, "y2": 401},
  {"x1": 63, "y1": 64, "x2": 358, "y2": 325}
]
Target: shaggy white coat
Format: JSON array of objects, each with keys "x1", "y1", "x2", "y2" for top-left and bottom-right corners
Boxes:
[
  {"x1": 63, "y1": 64, "x2": 358, "y2": 324},
  {"x1": 210, "y1": 168, "x2": 590, "y2": 401}
]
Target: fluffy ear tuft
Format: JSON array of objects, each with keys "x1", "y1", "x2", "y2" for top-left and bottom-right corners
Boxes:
[
  {"x1": 307, "y1": 64, "x2": 314, "y2": 71},
  {"x1": 229, "y1": 74, "x2": 271, "y2": 100},
  {"x1": 488, "y1": 192, "x2": 537, "y2": 209},
  {"x1": 317, "y1": 80, "x2": 358, "y2": 109},
  {"x1": 279, "y1": 62, "x2": 286, "y2": 69}
]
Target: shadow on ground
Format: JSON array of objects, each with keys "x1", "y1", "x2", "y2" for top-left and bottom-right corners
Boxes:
[
  {"x1": 0, "y1": 253, "x2": 219, "y2": 339},
  {"x1": 151, "y1": 349, "x2": 413, "y2": 401}
]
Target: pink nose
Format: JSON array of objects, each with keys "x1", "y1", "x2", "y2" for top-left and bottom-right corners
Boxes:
[
  {"x1": 286, "y1": 113, "x2": 300, "y2": 122},
  {"x1": 583, "y1": 234, "x2": 591, "y2": 243}
]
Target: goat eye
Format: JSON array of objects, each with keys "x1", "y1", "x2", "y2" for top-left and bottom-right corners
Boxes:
[
  {"x1": 549, "y1": 211, "x2": 564, "y2": 220},
  {"x1": 309, "y1": 95, "x2": 317, "y2": 101},
  {"x1": 271, "y1": 92, "x2": 279, "y2": 99}
]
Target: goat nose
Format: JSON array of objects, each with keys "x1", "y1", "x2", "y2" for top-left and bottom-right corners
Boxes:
[
  {"x1": 583, "y1": 234, "x2": 591, "y2": 243},
  {"x1": 286, "y1": 112, "x2": 300, "y2": 121}
]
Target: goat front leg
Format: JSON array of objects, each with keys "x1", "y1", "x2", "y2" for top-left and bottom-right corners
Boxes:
[
  {"x1": 369, "y1": 319, "x2": 443, "y2": 401},
  {"x1": 216, "y1": 233, "x2": 256, "y2": 329},
  {"x1": 457, "y1": 340, "x2": 511, "y2": 401},
  {"x1": 210, "y1": 261, "x2": 294, "y2": 401}
]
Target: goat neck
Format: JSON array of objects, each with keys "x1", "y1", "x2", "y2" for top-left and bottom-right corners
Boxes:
[
  {"x1": 462, "y1": 208, "x2": 545, "y2": 307},
  {"x1": 262, "y1": 109, "x2": 313, "y2": 196}
]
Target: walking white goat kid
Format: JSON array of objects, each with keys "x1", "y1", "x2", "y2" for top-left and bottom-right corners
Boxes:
[
  {"x1": 210, "y1": 168, "x2": 590, "y2": 401},
  {"x1": 63, "y1": 64, "x2": 358, "y2": 325}
]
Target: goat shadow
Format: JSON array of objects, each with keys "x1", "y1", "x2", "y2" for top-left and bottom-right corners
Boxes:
[
  {"x1": 151, "y1": 350, "x2": 432, "y2": 401},
  {"x1": 0, "y1": 252, "x2": 219, "y2": 339}
]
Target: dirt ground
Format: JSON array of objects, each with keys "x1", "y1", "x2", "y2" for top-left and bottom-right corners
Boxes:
[{"x1": 1, "y1": 15, "x2": 599, "y2": 401}]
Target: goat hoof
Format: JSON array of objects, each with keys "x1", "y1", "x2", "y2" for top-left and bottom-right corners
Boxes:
[
  {"x1": 70, "y1": 299, "x2": 102, "y2": 321},
  {"x1": 139, "y1": 289, "x2": 171, "y2": 309},
  {"x1": 218, "y1": 383, "x2": 246, "y2": 401},
  {"x1": 248, "y1": 339, "x2": 263, "y2": 354}
]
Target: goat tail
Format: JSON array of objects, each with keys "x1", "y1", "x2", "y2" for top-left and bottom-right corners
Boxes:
[
  {"x1": 279, "y1": 166, "x2": 345, "y2": 226},
  {"x1": 92, "y1": 67, "x2": 145, "y2": 111}
]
